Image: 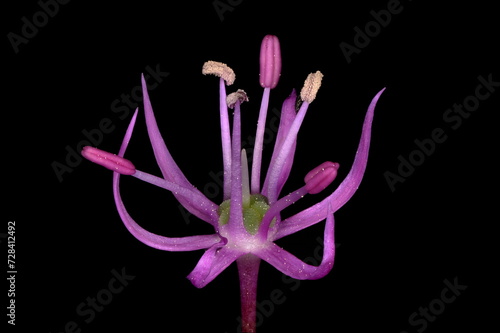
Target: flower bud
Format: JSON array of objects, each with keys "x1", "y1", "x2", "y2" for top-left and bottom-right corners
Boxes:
[
  {"x1": 259, "y1": 35, "x2": 281, "y2": 89},
  {"x1": 81, "y1": 146, "x2": 136, "y2": 175},
  {"x1": 304, "y1": 162, "x2": 339, "y2": 194}
]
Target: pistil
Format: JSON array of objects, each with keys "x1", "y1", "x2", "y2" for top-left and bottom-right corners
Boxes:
[{"x1": 241, "y1": 149, "x2": 251, "y2": 208}]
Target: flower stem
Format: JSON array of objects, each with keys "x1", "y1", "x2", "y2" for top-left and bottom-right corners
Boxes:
[{"x1": 236, "y1": 254, "x2": 261, "y2": 332}]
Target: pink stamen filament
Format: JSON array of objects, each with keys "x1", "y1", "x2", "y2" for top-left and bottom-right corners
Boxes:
[
  {"x1": 219, "y1": 78, "x2": 232, "y2": 200},
  {"x1": 251, "y1": 87, "x2": 270, "y2": 194},
  {"x1": 257, "y1": 186, "x2": 309, "y2": 240},
  {"x1": 132, "y1": 170, "x2": 220, "y2": 226}
]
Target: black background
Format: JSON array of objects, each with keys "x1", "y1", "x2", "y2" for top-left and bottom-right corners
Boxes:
[{"x1": 4, "y1": 0, "x2": 498, "y2": 332}]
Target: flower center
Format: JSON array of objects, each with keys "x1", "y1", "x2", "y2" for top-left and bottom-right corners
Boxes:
[{"x1": 218, "y1": 194, "x2": 272, "y2": 234}]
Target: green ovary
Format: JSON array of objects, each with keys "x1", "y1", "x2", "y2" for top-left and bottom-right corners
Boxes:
[{"x1": 218, "y1": 194, "x2": 272, "y2": 234}]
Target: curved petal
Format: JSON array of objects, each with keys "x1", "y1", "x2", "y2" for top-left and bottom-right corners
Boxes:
[
  {"x1": 187, "y1": 246, "x2": 243, "y2": 288},
  {"x1": 113, "y1": 173, "x2": 221, "y2": 251},
  {"x1": 113, "y1": 107, "x2": 220, "y2": 251},
  {"x1": 273, "y1": 88, "x2": 385, "y2": 241},
  {"x1": 250, "y1": 87, "x2": 270, "y2": 194},
  {"x1": 256, "y1": 207, "x2": 335, "y2": 280},
  {"x1": 118, "y1": 108, "x2": 139, "y2": 157},
  {"x1": 141, "y1": 75, "x2": 217, "y2": 224},
  {"x1": 262, "y1": 90, "x2": 298, "y2": 201},
  {"x1": 265, "y1": 98, "x2": 312, "y2": 205}
]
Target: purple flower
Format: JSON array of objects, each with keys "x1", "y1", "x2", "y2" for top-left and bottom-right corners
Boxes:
[{"x1": 82, "y1": 34, "x2": 385, "y2": 332}]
